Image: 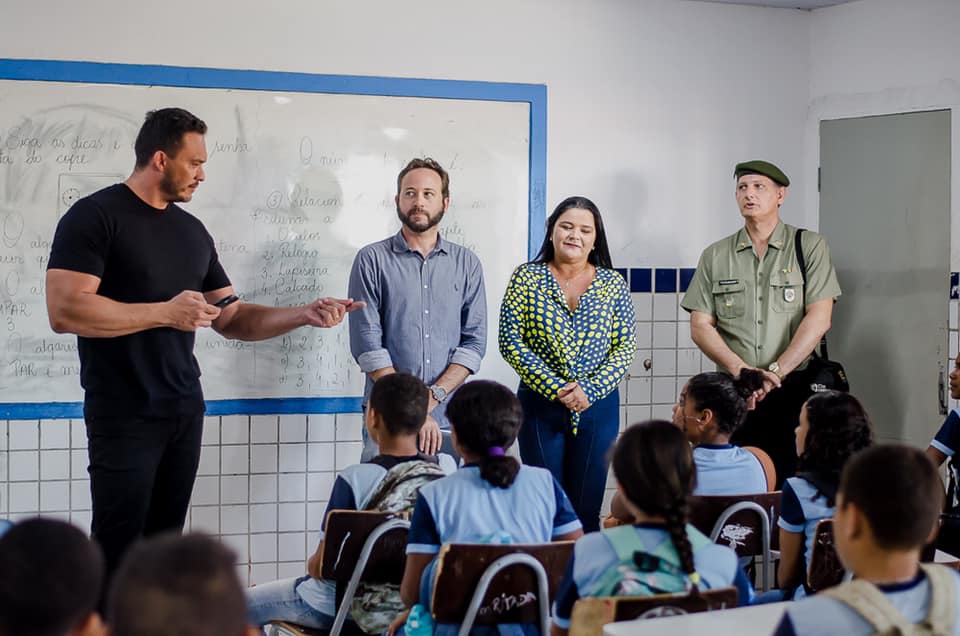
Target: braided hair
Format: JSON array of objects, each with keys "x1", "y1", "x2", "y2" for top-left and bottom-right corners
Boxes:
[
  {"x1": 613, "y1": 420, "x2": 700, "y2": 588},
  {"x1": 797, "y1": 391, "x2": 873, "y2": 505},
  {"x1": 685, "y1": 369, "x2": 765, "y2": 436}
]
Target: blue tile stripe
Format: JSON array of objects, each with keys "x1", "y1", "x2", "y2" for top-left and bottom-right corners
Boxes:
[
  {"x1": 655, "y1": 268, "x2": 677, "y2": 293},
  {"x1": 629, "y1": 268, "x2": 651, "y2": 293}
]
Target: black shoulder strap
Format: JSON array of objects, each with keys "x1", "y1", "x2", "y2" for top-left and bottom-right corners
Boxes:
[{"x1": 794, "y1": 228, "x2": 829, "y2": 360}]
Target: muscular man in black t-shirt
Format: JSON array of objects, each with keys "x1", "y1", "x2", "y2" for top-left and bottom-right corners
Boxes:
[{"x1": 45, "y1": 108, "x2": 363, "y2": 579}]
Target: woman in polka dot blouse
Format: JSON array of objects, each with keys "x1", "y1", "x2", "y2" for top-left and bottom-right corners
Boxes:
[{"x1": 498, "y1": 196, "x2": 636, "y2": 532}]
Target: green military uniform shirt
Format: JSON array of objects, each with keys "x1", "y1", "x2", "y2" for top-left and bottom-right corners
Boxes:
[{"x1": 681, "y1": 221, "x2": 841, "y2": 369}]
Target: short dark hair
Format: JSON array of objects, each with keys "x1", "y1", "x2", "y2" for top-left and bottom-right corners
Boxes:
[
  {"x1": 134, "y1": 107, "x2": 207, "y2": 168},
  {"x1": 532, "y1": 196, "x2": 614, "y2": 269},
  {"x1": 0, "y1": 518, "x2": 104, "y2": 636},
  {"x1": 107, "y1": 532, "x2": 248, "y2": 636},
  {"x1": 446, "y1": 380, "x2": 522, "y2": 488},
  {"x1": 685, "y1": 369, "x2": 765, "y2": 436},
  {"x1": 396, "y1": 157, "x2": 450, "y2": 199},
  {"x1": 840, "y1": 444, "x2": 943, "y2": 551},
  {"x1": 369, "y1": 372, "x2": 429, "y2": 436}
]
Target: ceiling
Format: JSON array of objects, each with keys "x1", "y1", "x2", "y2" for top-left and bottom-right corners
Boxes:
[{"x1": 690, "y1": 0, "x2": 860, "y2": 9}]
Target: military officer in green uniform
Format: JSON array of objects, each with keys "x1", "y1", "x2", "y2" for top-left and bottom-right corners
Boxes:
[{"x1": 682, "y1": 160, "x2": 841, "y2": 486}]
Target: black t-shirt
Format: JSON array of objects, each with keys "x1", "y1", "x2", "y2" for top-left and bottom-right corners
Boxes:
[{"x1": 48, "y1": 184, "x2": 231, "y2": 418}]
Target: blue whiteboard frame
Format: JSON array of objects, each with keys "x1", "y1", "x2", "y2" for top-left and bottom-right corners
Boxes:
[{"x1": 0, "y1": 59, "x2": 547, "y2": 419}]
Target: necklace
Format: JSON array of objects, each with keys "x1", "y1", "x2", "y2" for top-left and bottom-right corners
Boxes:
[{"x1": 552, "y1": 264, "x2": 592, "y2": 289}]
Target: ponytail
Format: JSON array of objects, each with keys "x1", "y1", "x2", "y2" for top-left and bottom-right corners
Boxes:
[
  {"x1": 685, "y1": 369, "x2": 764, "y2": 437},
  {"x1": 478, "y1": 455, "x2": 521, "y2": 489}
]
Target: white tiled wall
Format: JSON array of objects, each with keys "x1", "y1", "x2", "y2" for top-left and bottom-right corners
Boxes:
[
  {"x1": 4, "y1": 288, "x2": 954, "y2": 582},
  {"x1": 0, "y1": 412, "x2": 365, "y2": 586}
]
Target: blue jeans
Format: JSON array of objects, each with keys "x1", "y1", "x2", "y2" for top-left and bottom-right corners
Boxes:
[
  {"x1": 516, "y1": 385, "x2": 619, "y2": 533},
  {"x1": 246, "y1": 575, "x2": 334, "y2": 631}
]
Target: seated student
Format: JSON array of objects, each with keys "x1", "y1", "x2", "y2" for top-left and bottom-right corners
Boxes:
[
  {"x1": 774, "y1": 444, "x2": 960, "y2": 636},
  {"x1": 926, "y1": 351, "x2": 960, "y2": 469},
  {"x1": 247, "y1": 372, "x2": 454, "y2": 633},
  {"x1": 605, "y1": 371, "x2": 767, "y2": 528},
  {"x1": 552, "y1": 420, "x2": 752, "y2": 635},
  {"x1": 776, "y1": 391, "x2": 873, "y2": 600},
  {"x1": 392, "y1": 380, "x2": 584, "y2": 635},
  {"x1": 927, "y1": 352, "x2": 960, "y2": 557},
  {"x1": 674, "y1": 370, "x2": 769, "y2": 495},
  {"x1": 108, "y1": 532, "x2": 257, "y2": 636},
  {"x1": 0, "y1": 518, "x2": 106, "y2": 636}
]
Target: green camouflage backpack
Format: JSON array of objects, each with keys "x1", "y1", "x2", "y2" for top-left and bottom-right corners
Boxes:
[{"x1": 349, "y1": 459, "x2": 446, "y2": 634}]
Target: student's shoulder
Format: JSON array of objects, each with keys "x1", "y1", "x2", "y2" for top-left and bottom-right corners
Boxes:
[{"x1": 337, "y1": 461, "x2": 389, "y2": 483}]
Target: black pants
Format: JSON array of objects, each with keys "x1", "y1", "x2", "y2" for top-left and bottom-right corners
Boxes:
[
  {"x1": 731, "y1": 373, "x2": 812, "y2": 489},
  {"x1": 86, "y1": 413, "x2": 204, "y2": 578}
]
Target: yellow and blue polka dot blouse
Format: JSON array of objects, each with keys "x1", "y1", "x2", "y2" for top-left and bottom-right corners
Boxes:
[{"x1": 498, "y1": 263, "x2": 636, "y2": 433}]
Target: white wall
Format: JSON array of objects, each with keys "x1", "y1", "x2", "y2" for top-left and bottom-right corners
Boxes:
[
  {"x1": 2, "y1": 0, "x2": 811, "y2": 267},
  {"x1": 807, "y1": 0, "x2": 960, "y2": 266}
]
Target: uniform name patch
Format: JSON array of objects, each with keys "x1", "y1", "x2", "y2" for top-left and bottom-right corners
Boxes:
[{"x1": 718, "y1": 279, "x2": 738, "y2": 286}]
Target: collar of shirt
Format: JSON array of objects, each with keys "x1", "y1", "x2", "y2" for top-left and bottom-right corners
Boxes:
[
  {"x1": 733, "y1": 220, "x2": 788, "y2": 253},
  {"x1": 389, "y1": 230, "x2": 449, "y2": 256},
  {"x1": 696, "y1": 443, "x2": 735, "y2": 450}
]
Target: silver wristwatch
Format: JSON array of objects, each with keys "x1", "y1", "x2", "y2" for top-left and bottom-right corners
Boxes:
[{"x1": 429, "y1": 384, "x2": 448, "y2": 403}]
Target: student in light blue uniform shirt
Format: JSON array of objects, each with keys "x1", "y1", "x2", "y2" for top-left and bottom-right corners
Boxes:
[
  {"x1": 775, "y1": 391, "x2": 873, "y2": 600},
  {"x1": 395, "y1": 380, "x2": 584, "y2": 636},
  {"x1": 774, "y1": 445, "x2": 960, "y2": 636},
  {"x1": 672, "y1": 370, "x2": 770, "y2": 495},
  {"x1": 552, "y1": 421, "x2": 752, "y2": 635},
  {"x1": 247, "y1": 373, "x2": 455, "y2": 632},
  {"x1": 926, "y1": 352, "x2": 960, "y2": 468}
]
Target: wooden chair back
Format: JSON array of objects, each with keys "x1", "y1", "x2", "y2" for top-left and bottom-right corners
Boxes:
[
  {"x1": 568, "y1": 586, "x2": 739, "y2": 636},
  {"x1": 320, "y1": 510, "x2": 408, "y2": 586},
  {"x1": 688, "y1": 492, "x2": 781, "y2": 557},
  {"x1": 806, "y1": 518, "x2": 846, "y2": 593},
  {"x1": 430, "y1": 542, "x2": 574, "y2": 627}
]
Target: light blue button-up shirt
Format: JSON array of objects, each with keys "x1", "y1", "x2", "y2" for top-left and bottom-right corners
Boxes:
[{"x1": 347, "y1": 231, "x2": 487, "y2": 428}]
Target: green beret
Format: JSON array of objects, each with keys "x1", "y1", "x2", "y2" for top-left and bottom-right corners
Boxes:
[{"x1": 734, "y1": 160, "x2": 790, "y2": 187}]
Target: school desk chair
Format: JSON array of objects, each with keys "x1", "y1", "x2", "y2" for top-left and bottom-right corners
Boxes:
[
  {"x1": 266, "y1": 510, "x2": 410, "y2": 636},
  {"x1": 805, "y1": 518, "x2": 848, "y2": 594},
  {"x1": 688, "y1": 492, "x2": 782, "y2": 592},
  {"x1": 568, "y1": 586, "x2": 739, "y2": 636},
  {"x1": 429, "y1": 541, "x2": 574, "y2": 636}
]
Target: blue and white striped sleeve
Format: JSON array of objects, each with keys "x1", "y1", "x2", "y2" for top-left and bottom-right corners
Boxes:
[
  {"x1": 931, "y1": 409, "x2": 960, "y2": 457},
  {"x1": 777, "y1": 481, "x2": 806, "y2": 534}
]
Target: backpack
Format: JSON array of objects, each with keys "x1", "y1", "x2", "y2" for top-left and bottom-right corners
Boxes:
[
  {"x1": 583, "y1": 524, "x2": 713, "y2": 597},
  {"x1": 823, "y1": 563, "x2": 958, "y2": 635},
  {"x1": 349, "y1": 459, "x2": 446, "y2": 634}
]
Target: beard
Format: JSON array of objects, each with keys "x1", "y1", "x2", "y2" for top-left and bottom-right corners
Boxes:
[
  {"x1": 397, "y1": 203, "x2": 444, "y2": 233},
  {"x1": 159, "y1": 169, "x2": 192, "y2": 203}
]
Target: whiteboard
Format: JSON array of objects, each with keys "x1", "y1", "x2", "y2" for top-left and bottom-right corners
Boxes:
[{"x1": 0, "y1": 60, "x2": 547, "y2": 418}]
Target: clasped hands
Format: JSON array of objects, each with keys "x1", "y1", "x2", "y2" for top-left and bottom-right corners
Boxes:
[{"x1": 558, "y1": 381, "x2": 590, "y2": 414}]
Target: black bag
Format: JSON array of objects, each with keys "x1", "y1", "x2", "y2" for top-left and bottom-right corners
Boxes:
[{"x1": 795, "y1": 229, "x2": 850, "y2": 393}]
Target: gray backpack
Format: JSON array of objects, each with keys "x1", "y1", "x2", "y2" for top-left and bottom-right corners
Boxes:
[{"x1": 349, "y1": 460, "x2": 446, "y2": 634}]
